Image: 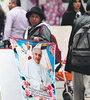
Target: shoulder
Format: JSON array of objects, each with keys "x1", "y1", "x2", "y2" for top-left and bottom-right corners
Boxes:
[
  {"x1": 41, "y1": 24, "x2": 51, "y2": 31},
  {"x1": 40, "y1": 64, "x2": 47, "y2": 71},
  {"x1": 15, "y1": 7, "x2": 27, "y2": 14},
  {"x1": 7, "y1": 8, "x2": 17, "y2": 17},
  {"x1": 62, "y1": 11, "x2": 75, "y2": 21},
  {"x1": 63, "y1": 11, "x2": 74, "y2": 16},
  {"x1": 74, "y1": 14, "x2": 88, "y2": 27},
  {"x1": 8, "y1": 7, "x2": 26, "y2": 15},
  {"x1": 24, "y1": 59, "x2": 33, "y2": 68},
  {"x1": 36, "y1": 23, "x2": 50, "y2": 32}
]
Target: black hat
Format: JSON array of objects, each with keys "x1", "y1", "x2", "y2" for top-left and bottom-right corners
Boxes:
[
  {"x1": 26, "y1": 6, "x2": 46, "y2": 20},
  {"x1": 86, "y1": 0, "x2": 90, "y2": 11}
]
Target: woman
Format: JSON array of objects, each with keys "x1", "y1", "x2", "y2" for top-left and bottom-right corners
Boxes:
[
  {"x1": 23, "y1": 6, "x2": 51, "y2": 42},
  {"x1": 23, "y1": 6, "x2": 61, "y2": 69},
  {"x1": 61, "y1": 0, "x2": 85, "y2": 26}
]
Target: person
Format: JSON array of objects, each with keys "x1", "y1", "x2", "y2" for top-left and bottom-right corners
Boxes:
[
  {"x1": 61, "y1": 0, "x2": 85, "y2": 26},
  {"x1": 23, "y1": 6, "x2": 51, "y2": 43},
  {"x1": 0, "y1": 4, "x2": 6, "y2": 48},
  {"x1": 23, "y1": 6, "x2": 61, "y2": 69},
  {"x1": 3, "y1": 0, "x2": 29, "y2": 48},
  {"x1": 65, "y1": 0, "x2": 90, "y2": 100},
  {"x1": 21, "y1": 46, "x2": 51, "y2": 100}
]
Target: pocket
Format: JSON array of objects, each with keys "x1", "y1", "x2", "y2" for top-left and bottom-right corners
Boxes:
[{"x1": 71, "y1": 50, "x2": 90, "y2": 66}]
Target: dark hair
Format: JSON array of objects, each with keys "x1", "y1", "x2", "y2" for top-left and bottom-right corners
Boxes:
[
  {"x1": 12, "y1": 0, "x2": 21, "y2": 6},
  {"x1": 67, "y1": 0, "x2": 85, "y2": 14},
  {"x1": 86, "y1": 0, "x2": 90, "y2": 11}
]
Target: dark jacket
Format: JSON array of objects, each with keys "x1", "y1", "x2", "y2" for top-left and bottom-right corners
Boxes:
[
  {"x1": 23, "y1": 23, "x2": 51, "y2": 42},
  {"x1": 61, "y1": 0, "x2": 85, "y2": 26},
  {"x1": 65, "y1": 12, "x2": 90, "y2": 75},
  {"x1": 61, "y1": 11, "x2": 76, "y2": 26}
]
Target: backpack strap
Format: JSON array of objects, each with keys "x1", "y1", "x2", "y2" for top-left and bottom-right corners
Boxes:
[{"x1": 40, "y1": 24, "x2": 46, "y2": 33}]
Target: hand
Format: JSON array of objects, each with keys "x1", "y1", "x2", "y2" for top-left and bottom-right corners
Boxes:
[
  {"x1": 5, "y1": 44, "x2": 12, "y2": 49},
  {"x1": 3, "y1": 40, "x2": 11, "y2": 48},
  {"x1": 33, "y1": 37, "x2": 39, "y2": 42},
  {"x1": 40, "y1": 84, "x2": 47, "y2": 91},
  {"x1": 5, "y1": 44, "x2": 9, "y2": 48}
]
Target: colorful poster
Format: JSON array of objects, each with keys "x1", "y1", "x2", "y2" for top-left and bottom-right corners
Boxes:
[{"x1": 11, "y1": 38, "x2": 56, "y2": 100}]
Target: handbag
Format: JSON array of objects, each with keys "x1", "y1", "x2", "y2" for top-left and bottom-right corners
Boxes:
[{"x1": 71, "y1": 49, "x2": 90, "y2": 66}]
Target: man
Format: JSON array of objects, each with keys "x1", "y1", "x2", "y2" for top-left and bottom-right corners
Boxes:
[
  {"x1": 65, "y1": 0, "x2": 90, "y2": 100},
  {"x1": 3, "y1": 0, "x2": 29, "y2": 48},
  {"x1": 21, "y1": 46, "x2": 51, "y2": 91}
]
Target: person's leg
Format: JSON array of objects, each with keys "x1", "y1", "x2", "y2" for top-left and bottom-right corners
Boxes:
[
  {"x1": 84, "y1": 75, "x2": 90, "y2": 100},
  {"x1": 72, "y1": 71, "x2": 85, "y2": 100}
]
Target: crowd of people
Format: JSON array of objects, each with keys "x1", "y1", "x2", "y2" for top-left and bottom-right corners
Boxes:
[{"x1": 0, "y1": 0, "x2": 90, "y2": 100}]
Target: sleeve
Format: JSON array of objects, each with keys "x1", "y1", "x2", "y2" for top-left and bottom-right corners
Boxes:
[
  {"x1": 39, "y1": 26, "x2": 51, "y2": 42},
  {"x1": 3, "y1": 12, "x2": 13, "y2": 41}
]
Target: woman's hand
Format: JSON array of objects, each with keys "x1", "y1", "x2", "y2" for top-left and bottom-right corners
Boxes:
[{"x1": 33, "y1": 37, "x2": 39, "y2": 42}]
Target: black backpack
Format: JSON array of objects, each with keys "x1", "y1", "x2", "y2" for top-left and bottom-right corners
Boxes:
[{"x1": 71, "y1": 22, "x2": 90, "y2": 66}]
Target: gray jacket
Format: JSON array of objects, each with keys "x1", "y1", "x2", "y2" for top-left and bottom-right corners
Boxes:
[
  {"x1": 65, "y1": 12, "x2": 90, "y2": 75},
  {"x1": 23, "y1": 23, "x2": 51, "y2": 42}
]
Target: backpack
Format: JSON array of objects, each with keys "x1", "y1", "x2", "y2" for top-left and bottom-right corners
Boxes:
[
  {"x1": 71, "y1": 22, "x2": 90, "y2": 66},
  {"x1": 40, "y1": 24, "x2": 61, "y2": 65}
]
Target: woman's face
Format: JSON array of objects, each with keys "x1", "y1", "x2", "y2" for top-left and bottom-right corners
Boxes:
[
  {"x1": 73, "y1": 0, "x2": 81, "y2": 11},
  {"x1": 29, "y1": 13, "x2": 41, "y2": 28}
]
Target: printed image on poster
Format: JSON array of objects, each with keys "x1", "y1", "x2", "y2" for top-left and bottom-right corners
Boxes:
[{"x1": 11, "y1": 38, "x2": 56, "y2": 100}]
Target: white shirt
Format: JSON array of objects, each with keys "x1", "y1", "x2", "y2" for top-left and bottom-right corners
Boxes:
[
  {"x1": 21, "y1": 59, "x2": 51, "y2": 90},
  {"x1": 3, "y1": 7, "x2": 29, "y2": 41}
]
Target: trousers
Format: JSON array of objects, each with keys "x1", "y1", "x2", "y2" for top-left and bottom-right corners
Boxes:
[{"x1": 72, "y1": 71, "x2": 90, "y2": 100}]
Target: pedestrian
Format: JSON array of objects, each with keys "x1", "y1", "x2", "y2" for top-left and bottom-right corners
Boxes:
[
  {"x1": 3, "y1": 0, "x2": 29, "y2": 48},
  {"x1": 23, "y1": 6, "x2": 61, "y2": 66},
  {"x1": 23, "y1": 6, "x2": 50, "y2": 42},
  {"x1": 65, "y1": 0, "x2": 90, "y2": 100}
]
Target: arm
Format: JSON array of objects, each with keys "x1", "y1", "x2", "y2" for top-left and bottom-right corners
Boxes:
[
  {"x1": 3, "y1": 12, "x2": 13, "y2": 48},
  {"x1": 3, "y1": 12, "x2": 13, "y2": 41},
  {"x1": 39, "y1": 26, "x2": 51, "y2": 42}
]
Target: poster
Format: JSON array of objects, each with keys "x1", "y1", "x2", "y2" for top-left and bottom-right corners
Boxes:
[{"x1": 11, "y1": 38, "x2": 56, "y2": 100}]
